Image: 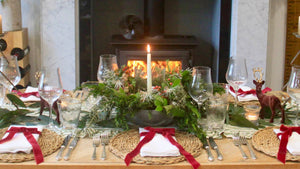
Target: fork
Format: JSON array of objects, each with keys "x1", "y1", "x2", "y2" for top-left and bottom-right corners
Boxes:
[
  {"x1": 92, "y1": 134, "x2": 100, "y2": 160},
  {"x1": 233, "y1": 133, "x2": 248, "y2": 159},
  {"x1": 240, "y1": 136, "x2": 257, "y2": 159},
  {"x1": 100, "y1": 134, "x2": 109, "y2": 160}
]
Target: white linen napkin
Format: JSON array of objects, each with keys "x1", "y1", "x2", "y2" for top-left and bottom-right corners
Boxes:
[
  {"x1": 273, "y1": 129, "x2": 300, "y2": 155},
  {"x1": 228, "y1": 85, "x2": 258, "y2": 102},
  {"x1": 20, "y1": 86, "x2": 40, "y2": 102},
  {"x1": 0, "y1": 125, "x2": 44, "y2": 154},
  {"x1": 139, "y1": 128, "x2": 180, "y2": 157}
]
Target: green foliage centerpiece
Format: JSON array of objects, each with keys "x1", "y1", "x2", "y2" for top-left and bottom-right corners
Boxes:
[{"x1": 83, "y1": 64, "x2": 206, "y2": 140}]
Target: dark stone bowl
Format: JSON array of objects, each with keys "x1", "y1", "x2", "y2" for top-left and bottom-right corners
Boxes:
[{"x1": 128, "y1": 110, "x2": 174, "y2": 127}]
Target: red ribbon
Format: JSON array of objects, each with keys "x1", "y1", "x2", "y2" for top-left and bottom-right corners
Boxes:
[
  {"x1": 13, "y1": 90, "x2": 40, "y2": 98},
  {"x1": 276, "y1": 125, "x2": 300, "y2": 163},
  {"x1": 0, "y1": 127, "x2": 44, "y2": 164},
  {"x1": 229, "y1": 86, "x2": 271, "y2": 96},
  {"x1": 124, "y1": 127, "x2": 200, "y2": 169}
]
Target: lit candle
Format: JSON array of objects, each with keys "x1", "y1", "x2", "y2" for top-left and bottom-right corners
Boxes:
[
  {"x1": 147, "y1": 44, "x2": 152, "y2": 94},
  {"x1": 245, "y1": 112, "x2": 259, "y2": 121},
  {"x1": 244, "y1": 105, "x2": 260, "y2": 125},
  {"x1": 60, "y1": 101, "x2": 68, "y2": 109},
  {"x1": 298, "y1": 16, "x2": 300, "y2": 35},
  {"x1": 0, "y1": 15, "x2": 2, "y2": 34}
]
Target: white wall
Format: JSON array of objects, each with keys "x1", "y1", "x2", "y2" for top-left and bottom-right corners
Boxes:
[
  {"x1": 20, "y1": 0, "x2": 285, "y2": 90},
  {"x1": 22, "y1": 0, "x2": 78, "y2": 90},
  {"x1": 231, "y1": 0, "x2": 270, "y2": 88},
  {"x1": 21, "y1": 0, "x2": 41, "y2": 86},
  {"x1": 266, "y1": 0, "x2": 287, "y2": 90}
]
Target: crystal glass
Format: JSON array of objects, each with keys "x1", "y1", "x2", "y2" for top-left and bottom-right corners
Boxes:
[
  {"x1": 57, "y1": 94, "x2": 81, "y2": 135},
  {"x1": 225, "y1": 57, "x2": 248, "y2": 107},
  {"x1": 287, "y1": 66, "x2": 300, "y2": 126},
  {"x1": 97, "y1": 54, "x2": 118, "y2": 82},
  {"x1": 0, "y1": 55, "x2": 21, "y2": 92},
  {"x1": 188, "y1": 66, "x2": 213, "y2": 127},
  {"x1": 38, "y1": 69, "x2": 63, "y2": 129}
]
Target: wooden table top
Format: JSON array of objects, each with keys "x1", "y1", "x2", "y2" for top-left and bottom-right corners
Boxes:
[{"x1": 0, "y1": 138, "x2": 299, "y2": 169}]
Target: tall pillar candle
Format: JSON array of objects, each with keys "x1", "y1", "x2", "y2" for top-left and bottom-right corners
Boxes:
[
  {"x1": 298, "y1": 16, "x2": 300, "y2": 35},
  {"x1": 0, "y1": 15, "x2": 2, "y2": 34},
  {"x1": 147, "y1": 44, "x2": 152, "y2": 94}
]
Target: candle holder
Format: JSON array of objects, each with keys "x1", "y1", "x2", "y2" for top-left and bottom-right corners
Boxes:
[{"x1": 244, "y1": 104, "x2": 260, "y2": 125}]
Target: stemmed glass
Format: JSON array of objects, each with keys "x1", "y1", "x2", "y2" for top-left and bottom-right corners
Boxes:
[
  {"x1": 0, "y1": 55, "x2": 21, "y2": 92},
  {"x1": 287, "y1": 66, "x2": 300, "y2": 126},
  {"x1": 38, "y1": 68, "x2": 63, "y2": 129},
  {"x1": 225, "y1": 57, "x2": 248, "y2": 107},
  {"x1": 188, "y1": 66, "x2": 213, "y2": 127},
  {"x1": 97, "y1": 54, "x2": 118, "y2": 82}
]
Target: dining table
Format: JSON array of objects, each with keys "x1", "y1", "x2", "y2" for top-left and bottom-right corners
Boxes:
[{"x1": 0, "y1": 137, "x2": 299, "y2": 169}]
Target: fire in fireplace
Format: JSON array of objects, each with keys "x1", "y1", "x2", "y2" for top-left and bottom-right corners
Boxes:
[{"x1": 127, "y1": 60, "x2": 182, "y2": 77}]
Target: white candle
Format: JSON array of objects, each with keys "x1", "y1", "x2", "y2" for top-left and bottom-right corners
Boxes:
[
  {"x1": 147, "y1": 44, "x2": 152, "y2": 94},
  {"x1": 0, "y1": 15, "x2": 2, "y2": 34},
  {"x1": 298, "y1": 16, "x2": 300, "y2": 35}
]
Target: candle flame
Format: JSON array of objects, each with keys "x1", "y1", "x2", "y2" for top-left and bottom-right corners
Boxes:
[{"x1": 147, "y1": 44, "x2": 151, "y2": 53}]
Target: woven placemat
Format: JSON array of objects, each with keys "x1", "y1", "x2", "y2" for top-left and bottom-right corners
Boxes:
[
  {"x1": 0, "y1": 127, "x2": 64, "y2": 163},
  {"x1": 252, "y1": 126, "x2": 300, "y2": 161},
  {"x1": 109, "y1": 129, "x2": 202, "y2": 165}
]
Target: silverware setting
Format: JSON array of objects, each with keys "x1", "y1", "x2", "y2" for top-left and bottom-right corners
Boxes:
[
  {"x1": 56, "y1": 134, "x2": 72, "y2": 161},
  {"x1": 232, "y1": 133, "x2": 248, "y2": 159},
  {"x1": 64, "y1": 136, "x2": 80, "y2": 161},
  {"x1": 240, "y1": 136, "x2": 257, "y2": 159},
  {"x1": 203, "y1": 140, "x2": 214, "y2": 161},
  {"x1": 100, "y1": 134, "x2": 110, "y2": 160},
  {"x1": 208, "y1": 137, "x2": 223, "y2": 161},
  {"x1": 92, "y1": 134, "x2": 100, "y2": 160}
]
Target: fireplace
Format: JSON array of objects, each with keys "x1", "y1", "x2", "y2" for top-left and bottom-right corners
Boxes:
[
  {"x1": 111, "y1": 34, "x2": 199, "y2": 73},
  {"x1": 79, "y1": 0, "x2": 232, "y2": 83}
]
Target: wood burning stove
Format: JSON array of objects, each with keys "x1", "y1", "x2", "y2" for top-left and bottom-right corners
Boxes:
[
  {"x1": 79, "y1": 0, "x2": 232, "y2": 83},
  {"x1": 111, "y1": 34, "x2": 199, "y2": 71}
]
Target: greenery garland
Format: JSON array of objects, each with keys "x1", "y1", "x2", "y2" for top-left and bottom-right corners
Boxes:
[{"x1": 83, "y1": 65, "x2": 210, "y2": 141}]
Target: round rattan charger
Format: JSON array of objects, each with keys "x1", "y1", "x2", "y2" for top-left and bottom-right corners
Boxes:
[
  {"x1": 109, "y1": 129, "x2": 202, "y2": 165},
  {"x1": 252, "y1": 126, "x2": 300, "y2": 161},
  {"x1": 0, "y1": 127, "x2": 64, "y2": 163}
]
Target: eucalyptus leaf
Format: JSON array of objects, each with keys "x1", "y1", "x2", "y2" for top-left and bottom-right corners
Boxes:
[
  {"x1": 229, "y1": 113, "x2": 259, "y2": 130},
  {"x1": 6, "y1": 94, "x2": 26, "y2": 108}
]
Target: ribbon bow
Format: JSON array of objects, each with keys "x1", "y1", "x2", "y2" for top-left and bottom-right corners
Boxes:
[
  {"x1": 13, "y1": 90, "x2": 40, "y2": 98},
  {"x1": 124, "y1": 127, "x2": 200, "y2": 169},
  {"x1": 229, "y1": 86, "x2": 271, "y2": 96},
  {"x1": 0, "y1": 127, "x2": 44, "y2": 164},
  {"x1": 276, "y1": 125, "x2": 300, "y2": 163}
]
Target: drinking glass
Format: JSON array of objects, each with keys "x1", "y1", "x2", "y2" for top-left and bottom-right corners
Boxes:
[
  {"x1": 38, "y1": 68, "x2": 63, "y2": 129},
  {"x1": 57, "y1": 95, "x2": 81, "y2": 135},
  {"x1": 97, "y1": 54, "x2": 118, "y2": 82},
  {"x1": 188, "y1": 66, "x2": 213, "y2": 127},
  {"x1": 225, "y1": 57, "x2": 248, "y2": 107},
  {"x1": 0, "y1": 55, "x2": 21, "y2": 92},
  {"x1": 287, "y1": 66, "x2": 300, "y2": 126}
]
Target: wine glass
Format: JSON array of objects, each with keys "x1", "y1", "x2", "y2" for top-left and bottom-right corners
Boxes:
[
  {"x1": 225, "y1": 57, "x2": 248, "y2": 107},
  {"x1": 38, "y1": 68, "x2": 63, "y2": 129},
  {"x1": 97, "y1": 54, "x2": 118, "y2": 82},
  {"x1": 287, "y1": 66, "x2": 300, "y2": 126},
  {"x1": 0, "y1": 55, "x2": 21, "y2": 92},
  {"x1": 188, "y1": 66, "x2": 213, "y2": 127}
]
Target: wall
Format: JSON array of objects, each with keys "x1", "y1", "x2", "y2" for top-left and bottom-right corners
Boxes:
[
  {"x1": 266, "y1": 0, "x2": 287, "y2": 90},
  {"x1": 19, "y1": 0, "x2": 285, "y2": 90},
  {"x1": 21, "y1": 0, "x2": 41, "y2": 86},
  {"x1": 231, "y1": 0, "x2": 270, "y2": 88},
  {"x1": 21, "y1": 0, "x2": 78, "y2": 90}
]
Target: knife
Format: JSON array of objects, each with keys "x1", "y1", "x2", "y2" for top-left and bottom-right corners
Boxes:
[
  {"x1": 203, "y1": 140, "x2": 214, "y2": 161},
  {"x1": 56, "y1": 134, "x2": 72, "y2": 161},
  {"x1": 209, "y1": 137, "x2": 223, "y2": 160},
  {"x1": 64, "y1": 136, "x2": 80, "y2": 161}
]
